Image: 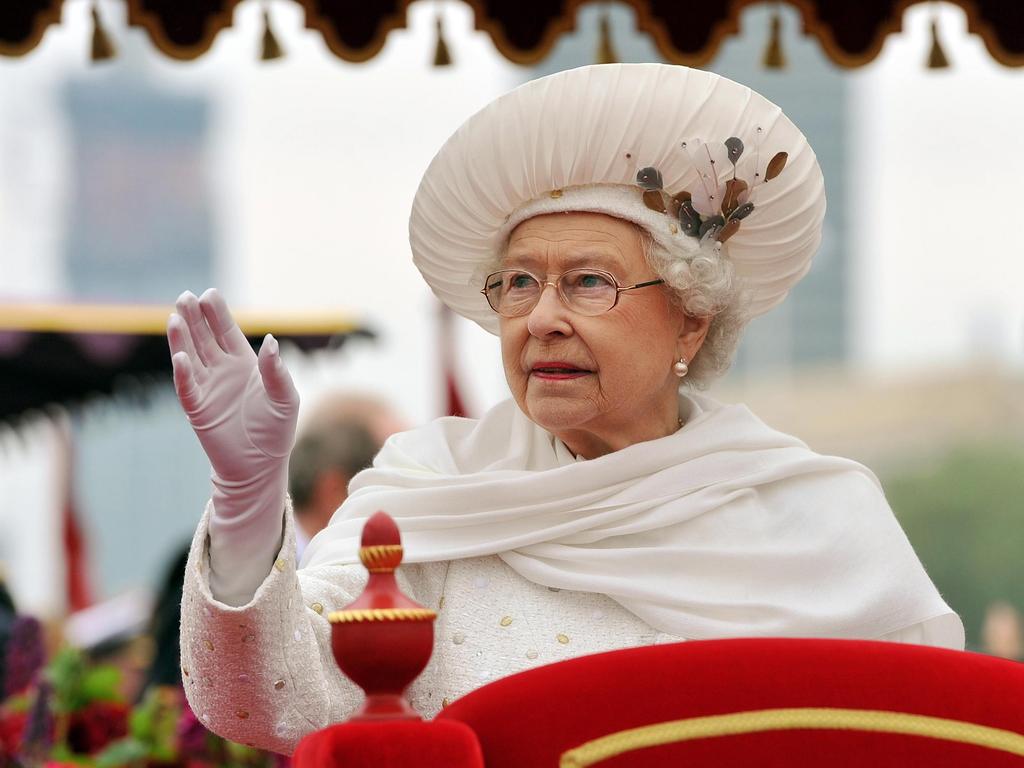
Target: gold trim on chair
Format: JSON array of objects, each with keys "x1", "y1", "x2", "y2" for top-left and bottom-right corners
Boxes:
[{"x1": 559, "y1": 707, "x2": 1024, "y2": 767}]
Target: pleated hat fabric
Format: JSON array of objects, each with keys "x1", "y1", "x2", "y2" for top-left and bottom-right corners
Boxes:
[{"x1": 409, "y1": 64, "x2": 826, "y2": 334}]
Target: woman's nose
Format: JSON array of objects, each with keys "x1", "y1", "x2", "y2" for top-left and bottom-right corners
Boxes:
[{"x1": 526, "y1": 282, "x2": 574, "y2": 338}]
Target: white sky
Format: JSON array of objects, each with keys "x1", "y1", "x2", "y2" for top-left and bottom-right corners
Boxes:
[{"x1": 848, "y1": 3, "x2": 1024, "y2": 374}]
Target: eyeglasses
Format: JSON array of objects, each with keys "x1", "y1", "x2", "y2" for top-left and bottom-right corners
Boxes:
[{"x1": 481, "y1": 268, "x2": 665, "y2": 318}]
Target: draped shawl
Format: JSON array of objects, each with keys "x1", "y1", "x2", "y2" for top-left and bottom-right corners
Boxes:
[{"x1": 301, "y1": 394, "x2": 962, "y2": 645}]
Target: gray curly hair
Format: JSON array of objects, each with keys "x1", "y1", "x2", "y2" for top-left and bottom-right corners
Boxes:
[{"x1": 637, "y1": 230, "x2": 749, "y2": 388}]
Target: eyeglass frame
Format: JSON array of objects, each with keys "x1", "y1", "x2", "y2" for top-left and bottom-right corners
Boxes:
[{"x1": 480, "y1": 267, "x2": 666, "y2": 317}]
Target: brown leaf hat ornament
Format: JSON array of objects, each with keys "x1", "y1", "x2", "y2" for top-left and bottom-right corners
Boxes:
[
  {"x1": 409, "y1": 64, "x2": 826, "y2": 334},
  {"x1": 637, "y1": 131, "x2": 790, "y2": 246}
]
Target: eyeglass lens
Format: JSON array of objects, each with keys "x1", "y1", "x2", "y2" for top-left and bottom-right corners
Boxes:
[{"x1": 484, "y1": 269, "x2": 619, "y2": 316}]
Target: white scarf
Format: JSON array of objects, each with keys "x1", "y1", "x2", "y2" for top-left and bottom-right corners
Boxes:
[{"x1": 302, "y1": 394, "x2": 960, "y2": 643}]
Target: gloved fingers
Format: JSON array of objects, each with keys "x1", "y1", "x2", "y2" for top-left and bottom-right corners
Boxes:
[
  {"x1": 167, "y1": 312, "x2": 207, "y2": 380},
  {"x1": 175, "y1": 290, "x2": 223, "y2": 367},
  {"x1": 198, "y1": 288, "x2": 251, "y2": 357},
  {"x1": 170, "y1": 350, "x2": 202, "y2": 413},
  {"x1": 257, "y1": 334, "x2": 299, "y2": 408}
]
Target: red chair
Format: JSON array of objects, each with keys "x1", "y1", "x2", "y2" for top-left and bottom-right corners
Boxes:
[{"x1": 436, "y1": 638, "x2": 1024, "y2": 767}]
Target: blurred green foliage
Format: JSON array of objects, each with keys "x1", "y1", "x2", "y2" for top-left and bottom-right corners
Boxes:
[
  {"x1": 884, "y1": 440, "x2": 1024, "y2": 649},
  {"x1": 47, "y1": 647, "x2": 120, "y2": 715},
  {"x1": 94, "y1": 686, "x2": 180, "y2": 767}
]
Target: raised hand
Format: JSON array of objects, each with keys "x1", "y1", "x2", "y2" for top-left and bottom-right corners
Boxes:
[{"x1": 167, "y1": 288, "x2": 299, "y2": 484}]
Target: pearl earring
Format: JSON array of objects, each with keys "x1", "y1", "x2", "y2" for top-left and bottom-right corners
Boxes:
[{"x1": 673, "y1": 357, "x2": 689, "y2": 378}]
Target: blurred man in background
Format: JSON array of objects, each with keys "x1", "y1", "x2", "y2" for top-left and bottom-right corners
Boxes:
[{"x1": 288, "y1": 394, "x2": 407, "y2": 559}]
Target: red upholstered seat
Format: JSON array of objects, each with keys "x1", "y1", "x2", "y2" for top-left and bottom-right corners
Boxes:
[
  {"x1": 292, "y1": 719, "x2": 483, "y2": 768},
  {"x1": 436, "y1": 639, "x2": 1024, "y2": 767}
]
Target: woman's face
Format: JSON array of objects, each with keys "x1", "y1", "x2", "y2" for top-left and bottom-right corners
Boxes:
[{"x1": 499, "y1": 212, "x2": 709, "y2": 459}]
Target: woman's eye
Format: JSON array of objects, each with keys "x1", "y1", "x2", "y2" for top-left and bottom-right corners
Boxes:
[
  {"x1": 508, "y1": 273, "x2": 536, "y2": 290},
  {"x1": 574, "y1": 272, "x2": 613, "y2": 289}
]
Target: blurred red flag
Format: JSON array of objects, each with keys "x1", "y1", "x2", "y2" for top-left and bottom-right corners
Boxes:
[
  {"x1": 56, "y1": 417, "x2": 93, "y2": 612},
  {"x1": 439, "y1": 304, "x2": 469, "y2": 418}
]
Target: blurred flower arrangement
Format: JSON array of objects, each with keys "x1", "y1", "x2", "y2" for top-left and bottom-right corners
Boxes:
[{"x1": 0, "y1": 613, "x2": 284, "y2": 768}]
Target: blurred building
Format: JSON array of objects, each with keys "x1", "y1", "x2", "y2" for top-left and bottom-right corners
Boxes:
[
  {"x1": 63, "y1": 72, "x2": 212, "y2": 301},
  {"x1": 64, "y1": 65, "x2": 216, "y2": 604}
]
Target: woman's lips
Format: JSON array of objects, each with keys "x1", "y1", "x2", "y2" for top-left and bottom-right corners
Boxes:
[{"x1": 530, "y1": 362, "x2": 592, "y2": 380}]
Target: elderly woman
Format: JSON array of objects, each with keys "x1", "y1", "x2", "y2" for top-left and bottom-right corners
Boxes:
[{"x1": 167, "y1": 65, "x2": 962, "y2": 754}]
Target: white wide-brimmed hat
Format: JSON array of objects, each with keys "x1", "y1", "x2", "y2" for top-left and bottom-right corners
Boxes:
[{"x1": 409, "y1": 64, "x2": 826, "y2": 334}]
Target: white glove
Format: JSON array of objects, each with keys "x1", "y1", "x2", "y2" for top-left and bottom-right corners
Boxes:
[{"x1": 167, "y1": 288, "x2": 299, "y2": 606}]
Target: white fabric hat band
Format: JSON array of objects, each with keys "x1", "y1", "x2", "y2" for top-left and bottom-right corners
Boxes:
[{"x1": 498, "y1": 183, "x2": 705, "y2": 263}]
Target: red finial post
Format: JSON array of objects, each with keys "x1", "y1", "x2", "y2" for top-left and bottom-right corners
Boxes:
[{"x1": 328, "y1": 511, "x2": 436, "y2": 721}]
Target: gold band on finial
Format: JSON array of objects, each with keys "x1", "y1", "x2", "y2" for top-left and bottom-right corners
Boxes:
[
  {"x1": 328, "y1": 608, "x2": 437, "y2": 624},
  {"x1": 359, "y1": 544, "x2": 403, "y2": 572}
]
